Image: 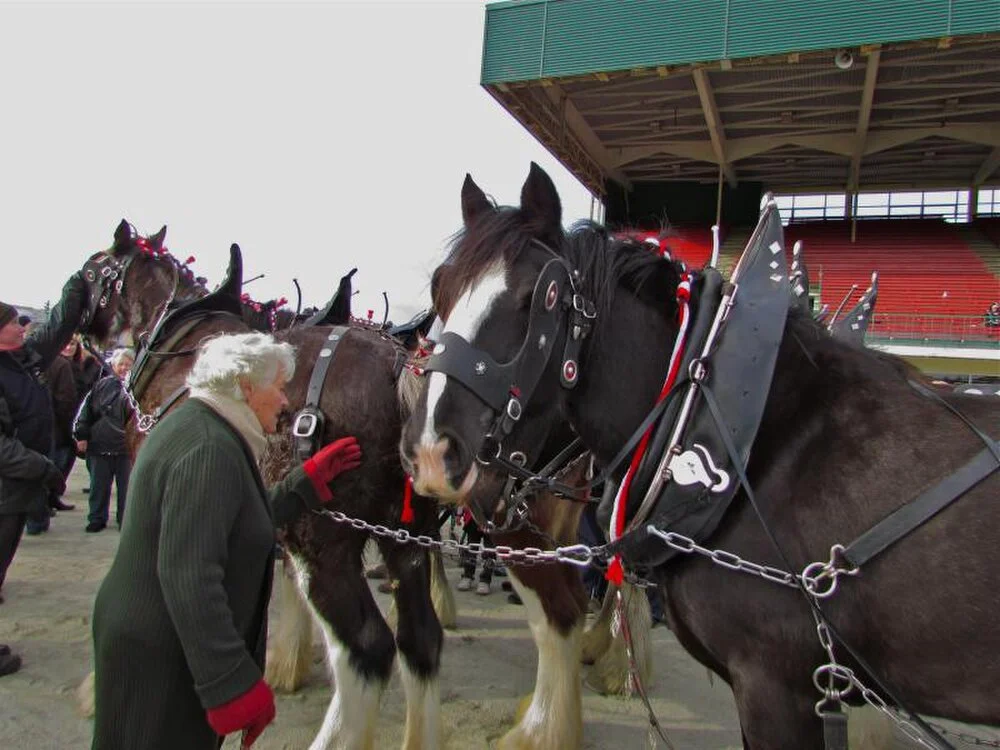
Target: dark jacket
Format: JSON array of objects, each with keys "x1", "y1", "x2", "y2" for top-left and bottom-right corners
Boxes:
[
  {"x1": 72, "y1": 354, "x2": 104, "y2": 411},
  {"x1": 91, "y1": 399, "x2": 323, "y2": 750},
  {"x1": 73, "y1": 376, "x2": 129, "y2": 455},
  {"x1": 46, "y1": 355, "x2": 77, "y2": 447},
  {"x1": 0, "y1": 274, "x2": 87, "y2": 515}
]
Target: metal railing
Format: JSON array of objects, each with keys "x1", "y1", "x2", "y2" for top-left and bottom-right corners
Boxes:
[{"x1": 867, "y1": 313, "x2": 1000, "y2": 345}]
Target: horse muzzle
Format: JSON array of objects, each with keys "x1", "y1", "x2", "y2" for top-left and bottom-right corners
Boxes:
[{"x1": 409, "y1": 435, "x2": 479, "y2": 503}]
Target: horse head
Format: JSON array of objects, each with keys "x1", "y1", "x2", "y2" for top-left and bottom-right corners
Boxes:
[
  {"x1": 402, "y1": 163, "x2": 683, "y2": 517},
  {"x1": 81, "y1": 219, "x2": 206, "y2": 349}
]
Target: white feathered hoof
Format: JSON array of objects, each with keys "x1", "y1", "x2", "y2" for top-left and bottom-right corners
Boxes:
[{"x1": 77, "y1": 670, "x2": 95, "y2": 718}]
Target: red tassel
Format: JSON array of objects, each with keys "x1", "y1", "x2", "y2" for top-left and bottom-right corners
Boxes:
[
  {"x1": 606, "y1": 557, "x2": 625, "y2": 585},
  {"x1": 401, "y1": 475, "x2": 414, "y2": 524},
  {"x1": 185, "y1": 255, "x2": 196, "y2": 265}
]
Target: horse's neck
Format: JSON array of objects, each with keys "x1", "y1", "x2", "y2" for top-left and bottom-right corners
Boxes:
[{"x1": 567, "y1": 288, "x2": 676, "y2": 466}]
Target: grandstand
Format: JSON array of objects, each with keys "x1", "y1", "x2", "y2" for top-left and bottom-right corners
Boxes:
[
  {"x1": 479, "y1": 0, "x2": 1000, "y2": 376},
  {"x1": 785, "y1": 219, "x2": 999, "y2": 343}
]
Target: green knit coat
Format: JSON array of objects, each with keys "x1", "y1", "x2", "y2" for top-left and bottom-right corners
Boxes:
[{"x1": 91, "y1": 399, "x2": 321, "y2": 750}]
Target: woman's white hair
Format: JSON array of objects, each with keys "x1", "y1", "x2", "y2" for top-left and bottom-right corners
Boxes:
[
  {"x1": 186, "y1": 332, "x2": 296, "y2": 401},
  {"x1": 109, "y1": 347, "x2": 135, "y2": 368}
]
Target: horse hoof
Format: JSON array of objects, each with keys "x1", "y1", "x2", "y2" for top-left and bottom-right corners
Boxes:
[{"x1": 77, "y1": 671, "x2": 95, "y2": 718}]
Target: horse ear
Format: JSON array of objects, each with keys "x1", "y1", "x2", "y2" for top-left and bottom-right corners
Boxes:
[
  {"x1": 520, "y1": 162, "x2": 562, "y2": 233},
  {"x1": 461, "y1": 174, "x2": 492, "y2": 227},
  {"x1": 112, "y1": 219, "x2": 132, "y2": 253},
  {"x1": 148, "y1": 225, "x2": 167, "y2": 250}
]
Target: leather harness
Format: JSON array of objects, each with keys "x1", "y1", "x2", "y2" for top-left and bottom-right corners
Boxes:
[{"x1": 292, "y1": 325, "x2": 350, "y2": 462}]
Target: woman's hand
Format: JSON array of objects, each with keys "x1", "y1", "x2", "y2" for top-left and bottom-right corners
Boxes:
[
  {"x1": 205, "y1": 679, "x2": 275, "y2": 747},
  {"x1": 302, "y1": 436, "x2": 362, "y2": 502}
]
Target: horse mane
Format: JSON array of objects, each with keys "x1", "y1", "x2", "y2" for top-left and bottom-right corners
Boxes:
[
  {"x1": 438, "y1": 209, "x2": 682, "y2": 324},
  {"x1": 564, "y1": 221, "x2": 681, "y2": 320},
  {"x1": 397, "y1": 364, "x2": 422, "y2": 416}
]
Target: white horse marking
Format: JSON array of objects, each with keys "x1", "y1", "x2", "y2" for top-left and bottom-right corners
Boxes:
[
  {"x1": 421, "y1": 266, "x2": 508, "y2": 448},
  {"x1": 398, "y1": 658, "x2": 441, "y2": 750},
  {"x1": 287, "y1": 553, "x2": 383, "y2": 750},
  {"x1": 499, "y1": 578, "x2": 583, "y2": 749}
]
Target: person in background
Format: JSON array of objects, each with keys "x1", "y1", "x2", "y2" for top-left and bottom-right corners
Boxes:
[
  {"x1": 73, "y1": 348, "x2": 134, "y2": 532},
  {"x1": 22, "y1": 318, "x2": 77, "y2": 534},
  {"x1": 90, "y1": 332, "x2": 362, "y2": 749},
  {"x1": 456, "y1": 507, "x2": 495, "y2": 596},
  {"x1": 985, "y1": 301, "x2": 1000, "y2": 328},
  {"x1": 0, "y1": 276, "x2": 89, "y2": 676},
  {"x1": 68, "y1": 336, "x2": 107, "y2": 495},
  {"x1": 42, "y1": 338, "x2": 79, "y2": 515}
]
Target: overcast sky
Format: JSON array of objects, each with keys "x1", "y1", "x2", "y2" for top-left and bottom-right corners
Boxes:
[{"x1": 1, "y1": 0, "x2": 594, "y2": 323}]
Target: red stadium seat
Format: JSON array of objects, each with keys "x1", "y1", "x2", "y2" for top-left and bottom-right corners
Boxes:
[{"x1": 784, "y1": 220, "x2": 999, "y2": 342}]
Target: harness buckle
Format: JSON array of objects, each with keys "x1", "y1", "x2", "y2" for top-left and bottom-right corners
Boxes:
[
  {"x1": 572, "y1": 294, "x2": 596, "y2": 319},
  {"x1": 506, "y1": 397, "x2": 522, "y2": 422},
  {"x1": 477, "y1": 434, "x2": 502, "y2": 466},
  {"x1": 688, "y1": 358, "x2": 708, "y2": 383},
  {"x1": 292, "y1": 411, "x2": 319, "y2": 438}
]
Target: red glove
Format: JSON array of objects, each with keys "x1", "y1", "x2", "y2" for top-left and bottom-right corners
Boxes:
[
  {"x1": 303, "y1": 436, "x2": 363, "y2": 502},
  {"x1": 205, "y1": 679, "x2": 275, "y2": 748}
]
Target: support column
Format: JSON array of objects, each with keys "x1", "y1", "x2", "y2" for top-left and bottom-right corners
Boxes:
[{"x1": 716, "y1": 164, "x2": 724, "y2": 227}]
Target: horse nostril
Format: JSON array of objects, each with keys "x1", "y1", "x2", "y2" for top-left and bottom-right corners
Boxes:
[{"x1": 439, "y1": 430, "x2": 471, "y2": 483}]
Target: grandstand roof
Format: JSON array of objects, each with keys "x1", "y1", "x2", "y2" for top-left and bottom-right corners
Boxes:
[{"x1": 482, "y1": 0, "x2": 1000, "y2": 197}]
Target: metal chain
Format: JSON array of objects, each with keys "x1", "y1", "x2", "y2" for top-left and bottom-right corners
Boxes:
[
  {"x1": 843, "y1": 665, "x2": 950, "y2": 749},
  {"x1": 923, "y1": 723, "x2": 1000, "y2": 748},
  {"x1": 121, "y1": 382, "x2": 157, "y2": 433},
  {"x1": 314, "y1": 508, "x2": 598, "y2": 568},
  {"x1": 645, "y1": 525, "x2": 860, "y2": 592},
  {"x1": 318, "y1": 507, "x2": 997, "y2": 748}
]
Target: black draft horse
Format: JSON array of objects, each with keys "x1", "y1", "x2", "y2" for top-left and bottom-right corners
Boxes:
[
  {"x1": 77, "y1": 222, "x2": 444, "y2": 750},
  {"x1": 401, "y1": 165, "x2": 1000, "y2": 748}
]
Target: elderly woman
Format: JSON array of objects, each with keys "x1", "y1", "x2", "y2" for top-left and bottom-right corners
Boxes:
[
  {"x1": 90, "y1": 333, "x2": 362, "y2": 750},
  {"x1": 73, "y1": 347, "x2": 135, "y2": 532}
]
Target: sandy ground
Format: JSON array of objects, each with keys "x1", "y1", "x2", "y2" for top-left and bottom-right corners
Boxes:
[{"x1": 1, "y1": 462, "x2": 995, "y2": 749}]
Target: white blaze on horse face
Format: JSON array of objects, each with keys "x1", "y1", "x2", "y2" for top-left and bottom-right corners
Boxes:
[{"x1": 420, "y1": 266, "x2": 508, "y2": 449}]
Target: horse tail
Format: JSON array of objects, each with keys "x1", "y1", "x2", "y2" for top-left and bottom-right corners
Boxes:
[
  {"x1": 583, "y1": 582, "x2": 654, "y2": 696},
  {"x1": 265, "y1": 554, "x2": 314, "y2": 692},
  {"x1": 77, "y1": 670, "x2": 95, "y2": 718}
]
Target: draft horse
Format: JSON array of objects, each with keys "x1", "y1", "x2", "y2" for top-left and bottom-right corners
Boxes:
[
  {"x1": 81, "y1": 220, "x2": 654, "y2": 750},
  {"x1": 78, "y1": 221, "x2": 444, "y2": 750},
  {"x1": 401, "y1": 165, "x2": 1000, "y2": 748}
]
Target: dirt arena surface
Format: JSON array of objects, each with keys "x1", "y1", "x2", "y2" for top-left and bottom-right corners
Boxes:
[{"x1": 1, "y1": 462, "x2": 993, "y2": 749}]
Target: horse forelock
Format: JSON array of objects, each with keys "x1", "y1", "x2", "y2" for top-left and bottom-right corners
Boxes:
[{"x1": 437, "y1": 208, "x2": 533, "y2": 318}]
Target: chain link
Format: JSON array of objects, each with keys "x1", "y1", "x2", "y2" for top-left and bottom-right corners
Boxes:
[
  {"x1": 923, "y1": 723, "x2": 1000, "y2": 748},
  {"x1": 645, "y1": 525, "x2": 801, "y2": 588},
  {"x1": 121, "y1": 381, "x2": 157, "y2": 433},
  {"x1": 314, "y1": 508, "x2": 598, "y2": 568}
]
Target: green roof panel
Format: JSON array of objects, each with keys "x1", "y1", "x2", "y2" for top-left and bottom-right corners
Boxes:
[{"x1": 483, "y1": 0, "x2": 1000, "y2": 83}]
